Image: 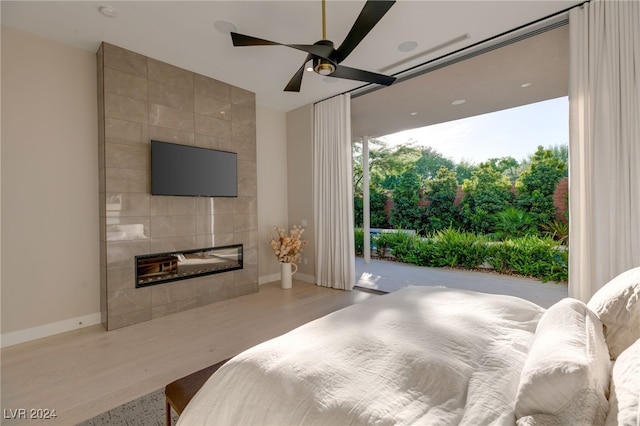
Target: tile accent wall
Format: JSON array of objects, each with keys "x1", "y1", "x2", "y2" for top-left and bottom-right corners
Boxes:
[{"x1": 97, "y1": 43, "x2": 258, "y2": 330}]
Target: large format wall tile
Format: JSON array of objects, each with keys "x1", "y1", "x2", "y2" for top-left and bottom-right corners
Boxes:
[
  {"x1": 149, "y1": 103, "x2": 194, "y2": 132},
  {"x1": 105, "y1": 118, "x2": 149, "y2": 146},
  {"x1": 148, "y1": 58, "x2": 193, "y2": 91},
  {"x1": 149, "y1": 80, "x2": 194, "y2": 112},
  {"x1": 103, "y1": 43, "x2": 147, "y2": 77},
  {"x1": 195, "y1": 93, "x2": 231, "y2": 119},
  {"x1": 104, "y1": 68, "x2": 147, "y2": 100},
  {"x1": 195, "y1": 114, "x2": 232, "y2": 139},
  {"x1": 104, "y1": 143, "x2": 148, "y2": 169},
  {"x1": 105, "y1": 93, "x2": 148, "y2": 123},
  {"x1": 98, "y1": 42, "x2": 257, "y2": 330},
  {"x1": 194, "y1": 74, "x2": 231, "y2": 101}
]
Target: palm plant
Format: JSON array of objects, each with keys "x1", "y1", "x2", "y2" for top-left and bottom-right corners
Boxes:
[
  {"x1": 494, "y1": 207, "x2": 537, "y2": 239},
  {"x1": 540, "y1": 220, "x2": 569, "y2": 245}
]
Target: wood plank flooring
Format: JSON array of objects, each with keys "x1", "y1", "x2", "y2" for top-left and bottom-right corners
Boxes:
[{"x1": 0, "y1": 281, "x2": 375, "y2": 425}]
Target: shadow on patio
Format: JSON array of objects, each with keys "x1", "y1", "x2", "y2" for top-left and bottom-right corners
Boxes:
[{"x1": 355, "y1": 257, "x2": 568, "y2": 308}]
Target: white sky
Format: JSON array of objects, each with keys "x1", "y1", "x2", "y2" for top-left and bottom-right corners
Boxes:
[{"x1": 379, "y1": 96, "x2": 569, "y2": 164}]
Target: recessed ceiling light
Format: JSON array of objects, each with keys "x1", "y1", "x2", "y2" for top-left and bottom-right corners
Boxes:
[
  {"x1": 306, "y1": 66, "x2": 314, "y2": 72},
  {"x1": 98, "y1": 6, "x2": 117, "y2": 18},
  {"x1": 452, "y1": 99, "x2": 466, "y2": 106},
  {"x1": 214, "y1": 20, "x2": 238, "y2": 34},
  {"x1": 397, "y1": 41, "x2": 418, "y2": 52},
  {"x1": 410, "y1": 112, "x2": 418, "y2": 116},
  {"x1": 521, "y1": 82, "x2": 532, "y2": 88}
]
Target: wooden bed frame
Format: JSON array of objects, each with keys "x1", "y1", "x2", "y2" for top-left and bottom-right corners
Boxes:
[{"x1": 165, "y1": 358, "x2": 230, "y2": 426}]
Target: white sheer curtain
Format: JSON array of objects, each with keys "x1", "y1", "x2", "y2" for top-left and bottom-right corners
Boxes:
[
  {"x1": 568, "y1": 0, "x2": 640, "y2": 302},
  {"x1": 313, "y1": 94, "x2": 355, "y2": 290}
]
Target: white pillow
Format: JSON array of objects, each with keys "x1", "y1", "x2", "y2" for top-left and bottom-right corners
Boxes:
[
  {"x1": 514, "y1": 298, "x2": 611, "y2": 424},
  {"x1": 588, "y1": 266, "x2": 640, "y2": 359},
  {"x1": 605, "y1": 338, "x2": 639, "y2": 426}
]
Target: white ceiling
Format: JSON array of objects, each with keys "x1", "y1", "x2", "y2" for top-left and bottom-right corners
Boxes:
[
  {"x1": 2, "y1": 0, "x2": 581, "y2": 137},
  {"x1": 351, "y1": 24, "x2": 570, "y2": 137}
]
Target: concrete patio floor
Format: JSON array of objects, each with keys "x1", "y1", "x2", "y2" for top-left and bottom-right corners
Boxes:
[{"x1": 355, "y1": 257, "x2": 568, "y2": 308}]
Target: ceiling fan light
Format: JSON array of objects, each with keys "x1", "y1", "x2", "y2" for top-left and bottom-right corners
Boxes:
[
  {"x1": 313, "y1": 58, "x2": 335, "y2": 76},
  {"x1": 316, "y1": 64, "x2": 334, "y2": 75}
]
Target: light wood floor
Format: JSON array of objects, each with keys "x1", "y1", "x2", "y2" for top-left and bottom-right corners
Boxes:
[{"x1": 0, "y1": 281, "x2": 375, "y2": 425}]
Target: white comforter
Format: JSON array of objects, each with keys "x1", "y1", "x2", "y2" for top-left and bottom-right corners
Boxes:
[{"x1": 178, "y1": 287, "x2": 545, "y2": 426}]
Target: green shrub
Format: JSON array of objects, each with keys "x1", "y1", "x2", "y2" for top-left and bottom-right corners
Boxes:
[
  {"x1": 431, "y1": 228, "x2": 488, "y2": 269},
  {"x1": 486, "y1": 235, "x2": 567, "y2": 282},
  {"x1": 384, "y1": 232, "x2": 421, "y2": 263},
  {"x1": 354, "y1": 228, "x2": 365, "y2": 255},
  {"x1": 412, "y1": 238, "x2": 437, "y2": 266},
  {"x1": 373, "y1": 232, "x2": 393, "y2": 258},
  {"x1": 366, "y1": 227, "x2": 568, "y2": 283}
]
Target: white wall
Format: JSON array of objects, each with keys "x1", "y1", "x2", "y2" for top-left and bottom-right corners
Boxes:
[
  {"x1": 286, "y1": 105, "x2": 315, "y2": 280},
  {"x1": 0, "y1": 26, "x2": 290, "y2": 346},
  {"x1": 1, "y1": 26, "x2": 101, "y2": 342},
  {"x1": 256, "y1": 105, "x2": 288, "y2": 283}
]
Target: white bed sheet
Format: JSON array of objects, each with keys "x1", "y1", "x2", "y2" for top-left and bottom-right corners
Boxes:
[{"x1": 178, "y1": 286, "x2": 545, "y2": 426}]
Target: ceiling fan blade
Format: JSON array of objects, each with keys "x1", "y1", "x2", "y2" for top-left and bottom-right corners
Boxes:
[
  {"x1": 231, "y1": 32, "x2": 279, "y2": 47},
  {"x1": 284, "y1": 55, "x2": 313, "y2": 92},
  {"x1": 334, "y1": 1, "x2": 395, "y2": 63},
  {"x1": 231, "y1": 32, "x2": 334, "y2": 60},
  {"x1": 331, "y1": 65, "x2": 396, "y2": 86}
]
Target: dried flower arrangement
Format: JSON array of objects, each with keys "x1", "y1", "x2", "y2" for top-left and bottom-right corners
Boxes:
[{"x1": 270, "y1": 225, "x2": 307, "y2": 264}]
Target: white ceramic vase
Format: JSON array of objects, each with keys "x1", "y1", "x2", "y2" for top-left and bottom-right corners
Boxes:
[{"x1": 280, "y1": 262, "x2": 298, "y2": 289}]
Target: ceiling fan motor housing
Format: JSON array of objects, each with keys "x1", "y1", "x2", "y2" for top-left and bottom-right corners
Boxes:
[{"x1": 312, "y1": 40, "x2": 337, "y2": 75}]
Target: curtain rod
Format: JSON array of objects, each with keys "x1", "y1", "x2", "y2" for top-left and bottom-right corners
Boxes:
[{"x1": 314, "y1": 0, "x2": 589, "y2": 105}]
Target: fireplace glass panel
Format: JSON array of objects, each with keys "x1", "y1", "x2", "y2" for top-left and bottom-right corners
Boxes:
[{"x1": 135, "y1": 244, "x2": 242, "y2": 288}]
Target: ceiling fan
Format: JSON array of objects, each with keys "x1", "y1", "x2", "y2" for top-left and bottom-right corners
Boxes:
[{"x1": 230, "y1": 0, "x2": 397, "y2": 92}]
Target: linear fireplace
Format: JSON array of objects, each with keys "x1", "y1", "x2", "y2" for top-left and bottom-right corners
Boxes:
[{"x1": 135, "y1": 244, "x2": 243, "y2": 288}]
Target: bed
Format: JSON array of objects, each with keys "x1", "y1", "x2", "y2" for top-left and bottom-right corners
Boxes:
[{"x1": 177, "y1": 267, "x2": 640, "y2": 426}]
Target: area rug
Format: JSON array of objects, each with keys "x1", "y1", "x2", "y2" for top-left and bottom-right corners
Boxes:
[{"x1": 76, "y1": 389, "x2": 178, "y2": 426}]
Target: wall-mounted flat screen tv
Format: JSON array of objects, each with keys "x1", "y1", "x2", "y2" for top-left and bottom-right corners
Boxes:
[{"x1": 151, "y1": 140, "x2": 237, "y2": 197}]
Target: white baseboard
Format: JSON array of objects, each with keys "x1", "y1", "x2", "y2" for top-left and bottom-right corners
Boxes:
[
  {"x1": 2, "y1": 275, "x2": 319, "y2": 348},
  {"x1": 259, "y1": 273, "x2": 315, "y2": 285},
  {"x1": 296, "y1": 273, "x2": 315, "y2": 284},
  {"x1": 259, "y1": 273, "x2": 280, "y2": 285},
  {"x1": 1, "y1": 312, "x2": 102, "y2": 348}
]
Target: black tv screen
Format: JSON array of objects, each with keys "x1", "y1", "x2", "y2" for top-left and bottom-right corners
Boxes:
[{"x1": 151, "y1": 140, "x2": 237, "y2": 197}]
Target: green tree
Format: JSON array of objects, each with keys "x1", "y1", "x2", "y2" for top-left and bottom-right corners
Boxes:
[
  {"x1": 353, "y1": 141, "x2": 422, "y2": 191},
  {"x1": 373, "y1": 145, "x2": 422, "y2": 190},
  {"x1": 424, "y1": 166, "x2": 460, "y2": 233},
  {"x1": 459, "y1": 163, "x2": 515, "y2": 234},
  {"x1": 353, "y1": 139, "x2": 416, "y2": 228},
  {"x1": 455, "y1": 160, "x2": 478, "y2": 184},
  {"x1": 515, "y1": 146, "x2": 567, "y2": 225},
  {"x1": 414, "y1": 147, "x2": 455, "y2": 180},
  {"x1": 370, "y1": 189, "x2": 390, "y2": 228},
  {"x1": 389, "y1": 170, "x2": 423, "y2": 231},
  {"x1": 548, "y1": 144, "x2": 569, "y2": 177},
  {"x1": 353, "y1": 190, "x2": 391, "y2": 229},
  {"x1": 354, "y1": 194, "x2": 364, "y2": 227},
  {"x1": 485, "y1": 156, "x2": 520, "y2": 181}
]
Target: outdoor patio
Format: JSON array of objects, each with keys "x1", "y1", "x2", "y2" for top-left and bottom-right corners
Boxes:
[{"x1": 355, "y1": 257, "x2": 568, "y2": 308}]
